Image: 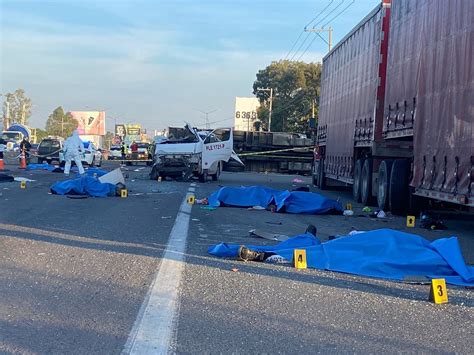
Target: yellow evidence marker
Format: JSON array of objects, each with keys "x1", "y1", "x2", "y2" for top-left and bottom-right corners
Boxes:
[
  {"x1": 346, "y1": 202, "x2": 352, "y2": 211},
  {"x1": 406, "y1": 215, "x2": 416, "y2": 227},
  {"x1": 294, "y1": 249, "x2": 307, "y2": 269},
  {"x1": 20, "y1": 181, "x2": 27, "y2": 189},
  {"x1": 429, "y1": 278, "x2": 448, "y2": 304},
  {"x1": 120, "y1": 189, "x2": 128, "y2": 198},
  {"x1": 187, "y1": 195, "x2": 195, "y2": 205}
]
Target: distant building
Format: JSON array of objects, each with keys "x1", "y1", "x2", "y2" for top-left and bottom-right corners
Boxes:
[{"x1": 234, "y1": 97, "x2": 260, "y2": 131}]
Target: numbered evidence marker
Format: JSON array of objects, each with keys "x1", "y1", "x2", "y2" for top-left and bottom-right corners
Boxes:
[
  {"x1": 406, "y1": 215, "x2": 416, "y2": 227},
  {"x1": 294, "y1": 249, "x2": 307, "y2": 269},
  {"x1": 120, "y1": 189, "x2": 128, "y2": 198},
  {"x1": 20, "y1": 181, "x2": 27, "y2": 189},
  {"x1": 346, "y1": 202, "x2": 353, "y2": 211},
  {"x1": 429, "y1": 278, "x2": 448, "y2": 304},
  {"x1": 187, "y1": 195, "x2": 195, "y2": 205}
]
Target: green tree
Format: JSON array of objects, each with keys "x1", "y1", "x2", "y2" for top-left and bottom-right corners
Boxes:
[
  {"x1": 34, "y1": 128, "x2": 49, "y2": 143},
  {"x1": 45, "y1": 107, "x2": 78, "y2": 138},
  {"x1": 2, "y1": 89, "x2": 33, "y2": 128},
  {"x1": 104, "y1": 131, "x2": 115, "y2": 150},
  {"x1": 253, "y1": 60, "x2": 321, "y2": 133}
]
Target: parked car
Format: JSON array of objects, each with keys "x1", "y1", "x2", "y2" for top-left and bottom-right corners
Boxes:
[
  {"x1": 59, "y1": 141, "x2": 103, "y2": 167},
  {"x1": 37, "y1": 138, "x2": 63, "y2": 164},
  {"x1": 108, "y1": 145, "x2": 123, "y2": 160}
]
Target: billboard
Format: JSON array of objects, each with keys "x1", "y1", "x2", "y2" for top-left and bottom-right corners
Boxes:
[
  {"x1": 115, "y1": 123, "x2": 141, "y2": 145},
  {"x1": 234, "y1": 97, "x2": 260, "y2": 131},
  {"x1": 71, "y1": 111, "x2": 106, "y2": 136}
]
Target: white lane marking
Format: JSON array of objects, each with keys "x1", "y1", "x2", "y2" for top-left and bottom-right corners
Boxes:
[
  {"x1": 124, "y1": 187, "x2": 193, "y2": 354},
  {"x1": 188, "y1": 187, "x2": 195, "y2": 193},
  {"x1": 190, "y1": 183, "x2": 196, "y2": 187}
]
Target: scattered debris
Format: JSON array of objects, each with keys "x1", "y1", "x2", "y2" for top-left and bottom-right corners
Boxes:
[
  {"x1": 0, "y1": 174, "x2": 14, "y2": 183},
  {"x1": 420, "y1": 213, "x2": 447, "y2": 230},
  {"x1": 161, "y1": 216, "x2": 172, "y2": 219},
  {"x1": 99, "y1": 168, "x2": 125, "y2": 185},
  {"x1": 343, "y1": 210, "x2": 354, "y2": 216},
  {"x1": 231, "y1": 268, "x2": 239, "y2": 272},
  {"x1": 362, "y1": 206, "x2": 372, "y2": 213},
  {"x1": 200, "y1": 206, "x2": 216, "y2": 211},
  {"x1": 292, "y1": 178, "x2": 304, "y2": 183},
  {"x1": 192, "y1": 218, "x2": 200, "y2": 221},
  {"x1": 265, "y1": 221, "x2": 282, "y2": 225},
  {"x1": 249, "y1": 229, "x2": 289, "y2": 242},
  {"x1": 195, "y1": 198, "x2": 208, "y2": 205},
  {"x1": 376, "y1": 210, "x2": 387, "y2": 218},
  {"x1": 14, "y1": 177, "x2": 36, "y2": 182},
  {"x1": 248, "y1": 206, "x2": 266, "y2": 210}
]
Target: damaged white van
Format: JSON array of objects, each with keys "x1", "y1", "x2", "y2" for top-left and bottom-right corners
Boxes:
[{"x1": 149, "y1": 124, "x2": 243, "y2": 182}]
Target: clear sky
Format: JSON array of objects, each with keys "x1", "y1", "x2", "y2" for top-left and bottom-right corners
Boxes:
[{"x1": 0, "y1": 0, "x2": 380, "y2": 132}]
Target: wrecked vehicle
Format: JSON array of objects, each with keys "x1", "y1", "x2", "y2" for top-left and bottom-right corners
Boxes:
[{"x1": 150, "y1": 124, "x2": 243, "y2": 182}]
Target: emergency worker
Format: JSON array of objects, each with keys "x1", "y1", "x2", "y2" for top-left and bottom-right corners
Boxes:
[{"x1": 63, "y1": 130, "x2": 85, "y2": 175}]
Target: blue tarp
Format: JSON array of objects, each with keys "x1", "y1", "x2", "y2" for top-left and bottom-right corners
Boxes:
[
  {"x1": 26, "y1": 163, "x2": 55, "y2": 171},
  {"x1": 208, "y1": 229, "x2": 474, "y2": 286},
  {"x1": 50, "y1": 176, "x2": 116, "y2": 197},
  {"x1": 208, "y1": 186, "x2": 343, "y2": 214}
]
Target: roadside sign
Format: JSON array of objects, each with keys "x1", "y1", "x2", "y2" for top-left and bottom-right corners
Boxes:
[
  {"x1": 294, "y1": 249, "x2": 307, "y2": 269},
  {"x1": 429, "y1": 278, "x2": 448, "y2": 304},
  {"x1": 406, "y1": 215, "x2": 416, "y2": 227}
]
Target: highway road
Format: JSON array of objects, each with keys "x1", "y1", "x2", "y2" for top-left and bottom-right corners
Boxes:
[{"x1": 1, "y1": 162, "x2": 473, "y2": 354}]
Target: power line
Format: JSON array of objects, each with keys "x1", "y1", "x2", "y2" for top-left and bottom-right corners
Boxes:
[
  {"x1": 322, "y1": 0, "x2": 355, "y2": 27},
  {"x1": 284, "y1": 0, "x2": 335, "y2": 60}
]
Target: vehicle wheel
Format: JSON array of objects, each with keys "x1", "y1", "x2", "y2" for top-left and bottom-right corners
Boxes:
[
  {"x1": 318, "y1": 159, "x2": 326, "y2": 190},
  {"x1": 60, "y1": 161, "x2": 65, "y2": 168},
  {"x1": 199, "y1": 170, "x2": 208, "y2": 183},
  {"x1": 360, "y1": 158, "x2": 374, "y2": 206},
  {"x1": 38, "y1": 158, "x2": 44, "y2": 164},
  {"x1": 90, "y1": 158, "x2": 95, "y2": 167},
  {"x1": 389, "y1": 159, "x2": 410, "y2": 215},
  {"x1": 97, "y1": 158, "x2": 102, "y2": 167},
  {"x1": 353, "y1": 159, "x2": 363, "y2": 202},
  {"x1": 150, "y1": 164, "x2": 159, "y2": 180},
  {"x1": 377, "y1": 160, "x2": 393, "y2": 210},
  {"x1": 212, "y1": 165, "x2": 220, "y2": 181}
]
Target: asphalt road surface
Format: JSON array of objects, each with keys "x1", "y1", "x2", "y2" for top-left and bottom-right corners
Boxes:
[{"x1": 1, "y1": 161, "x2": 473, "y2": 354}]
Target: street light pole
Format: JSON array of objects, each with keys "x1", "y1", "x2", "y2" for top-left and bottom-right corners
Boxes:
[
  {"x1": 257, "y1": 87, "x2": 273, "y2": 132},
  {"x1": 195, "y1": 109, "x2": 218, "y2": 129}
]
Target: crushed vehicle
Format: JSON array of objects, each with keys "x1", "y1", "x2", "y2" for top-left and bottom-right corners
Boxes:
[{"x1": 150, "y1": 124, "x2": 243, "y2": 182}]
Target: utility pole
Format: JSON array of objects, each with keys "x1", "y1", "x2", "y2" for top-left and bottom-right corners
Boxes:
[
  {"x1": 195, "y1": 109, "x2": 218, "y2": 130},
  {"x1": 4, "y1": 101, "x2": 10, "y2": 128},
  {"x1": 304, "y1": 26, "x2": 333, "y2": 52},
  {"x1": 257, "y1": 87, "x2": 273, "y2": 132}
]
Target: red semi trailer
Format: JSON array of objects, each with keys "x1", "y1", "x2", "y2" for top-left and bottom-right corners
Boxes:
[{"x1": 314, "y1": 0, "x2": 473, "y2": 214}]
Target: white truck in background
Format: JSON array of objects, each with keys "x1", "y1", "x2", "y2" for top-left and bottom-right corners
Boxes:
[{"x1": 149, "y1": 124, "x2": 243, "y2": 182}]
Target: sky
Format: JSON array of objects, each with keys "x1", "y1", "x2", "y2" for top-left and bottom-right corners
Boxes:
[{"x1": 0, "y1": 0, "x2": 380, "y2": 132}]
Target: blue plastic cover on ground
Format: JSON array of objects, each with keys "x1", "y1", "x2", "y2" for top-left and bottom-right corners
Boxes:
[
  {"x1": 208, "y1": 229, "x2": 474, "y2": 286},
  {"x1": 26, "y1": 163, "x2": 55, "y2": 171},
  {"x1": 50, "y1": 176, "x2": 116, "y2": 197},
  {"x1": 208, "y1": 186, "x2": 343, "y2": 214}
]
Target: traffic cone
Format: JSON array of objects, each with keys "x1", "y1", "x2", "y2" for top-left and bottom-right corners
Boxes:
[
  {"x1": 0, "y1": 157, "x2": 4, "y2": 170},
  {"x1": 19, "y1": 151, "x2": 27, "y2": 169}
]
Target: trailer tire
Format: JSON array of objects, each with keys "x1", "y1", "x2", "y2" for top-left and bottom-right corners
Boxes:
[
  {"x1": 353, "y1": 159, "x2": 363, "y2": 202},
  {"x1": 377, "y1": 160, "x2": 393, "y2": 210},
  {"x1": 212, "y1": 164, "x2": 220, "y2": 181},
  {"x1": 361, "y1": 158, "x2": 374, "y2": 206},
  {"x1": 150, "y1": 164, "x2": 159, "y2": 180},
  {"x1": 389, "y1": 159, "x2": 410, "y2": 215}
]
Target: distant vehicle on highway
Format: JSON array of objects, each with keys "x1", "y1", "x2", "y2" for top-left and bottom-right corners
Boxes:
[
  {"x1": 37, "y1": 137, "x2": 63, "y2": 164},
  {"x1": 108, "y1": 145, "x2": 122, "y2": 160},
  {"x1": 59, "y1": 141, "x2": 103, "y2": 167}
]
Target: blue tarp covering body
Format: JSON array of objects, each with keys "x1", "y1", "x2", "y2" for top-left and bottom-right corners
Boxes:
[
  {"x1": 26, "y1": 163, "x2": 55, "y2": 171},
  {"x1": 208, "y1": 229, "x2": 474, "y2": 286},
  {"x1": 208, "y1": 186, "x2": 343, "y2": 214},
  {"x1": 50, "y1": 176, "x2": 116, "y2": 197}
]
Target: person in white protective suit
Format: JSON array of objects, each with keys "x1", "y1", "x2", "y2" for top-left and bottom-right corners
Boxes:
[{"x1": 63, "y1": 130, "x2": 85, "y2": 175}]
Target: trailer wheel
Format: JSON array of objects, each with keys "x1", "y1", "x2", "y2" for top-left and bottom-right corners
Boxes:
[
  {"x1": 360, "y1": 158, "x2": 374, "y2": 206},
  {"x1": 389, "y1": 159, "x2": 410, "y2": 215},
  {"x1": 377, "y1": 160, "x2": 393, "y2": 210},
  {"x1": 212, "y1": 164, "x2": 221, "y2": 181},
  {"x1": 318, "y1": 159, "x2": 326, "y2": 190},
  {"x1": 150, "y1": 164, "x2": 159, "y2": 180},
  {"x1": 353, "y1": 159, "x2": 363, "y2": 202}
]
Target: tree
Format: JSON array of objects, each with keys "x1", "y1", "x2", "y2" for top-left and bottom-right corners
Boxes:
[
  {"x1": 2, "y1": 89, "x2": 33, "y2": 128},
  {"x1": 104, "y1": 131, "x2": 115, "y2": 150},
  {"x1": 34, "y1": 128, "x2": 49, "y2": 143},
  {"x1": 252, "y1": 60, "x2": 321, "y2": 133},
  {"x1": 45, "y1": 107, "x2": 78, "y2": 138}
]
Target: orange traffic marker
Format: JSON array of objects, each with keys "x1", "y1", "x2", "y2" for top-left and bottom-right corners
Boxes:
[{"x1": 19, "y1": 151, "x2": 27, "y2": 169}]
